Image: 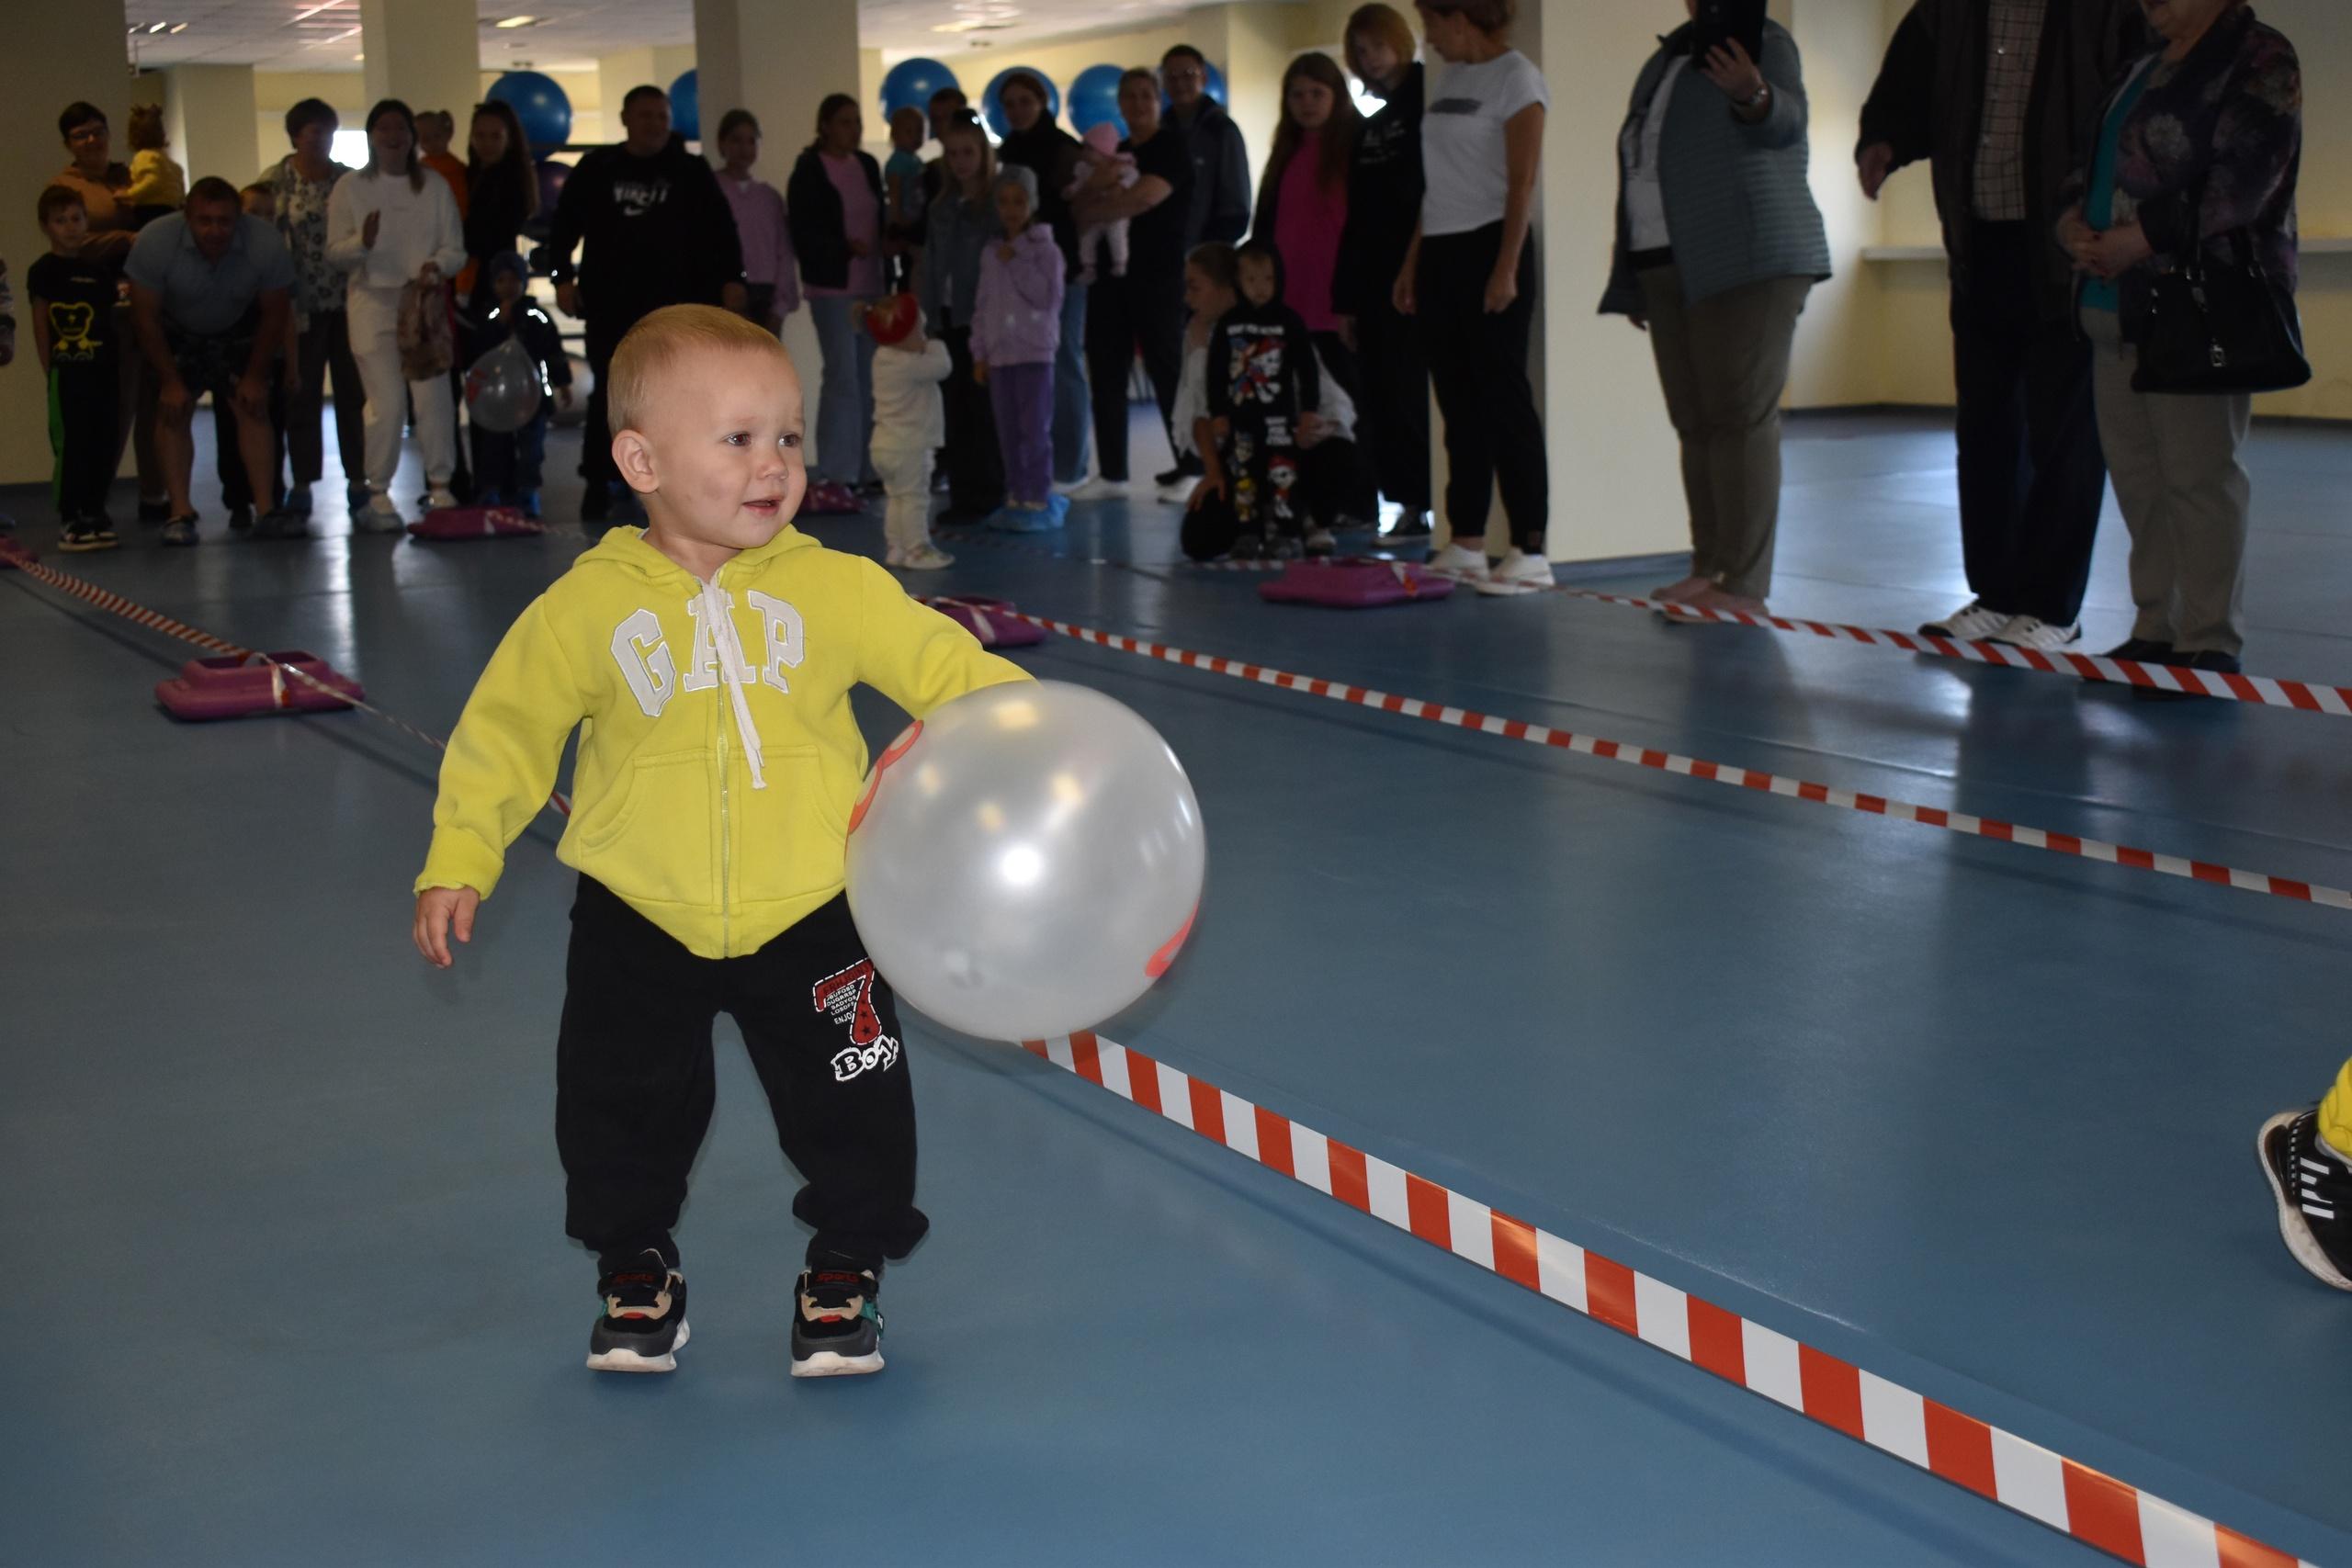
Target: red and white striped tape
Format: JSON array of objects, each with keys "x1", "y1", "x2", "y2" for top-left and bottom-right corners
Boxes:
[
  {"x1": 1005, "y1": 608, "x2": 2352, "y2": 914},
  {"x1": 0, "y1": 542, "x2": 571, "y2": 818},
  {"x1": 1019, "y1": 1031, "x2": 2312, "y2": 1568}
]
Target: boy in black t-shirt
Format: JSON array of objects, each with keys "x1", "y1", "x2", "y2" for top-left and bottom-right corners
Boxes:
[
  {"x1": 1201, "y1": 240, "x2": 1319, "y2": 558},
  {"x1": 28, "y1": 185, "x2": 126, "y2": 552}
]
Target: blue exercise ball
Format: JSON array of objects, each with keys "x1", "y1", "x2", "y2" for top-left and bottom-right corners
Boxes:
[
  {"x1": 880, "y1": 57, "x2": 961, "y2": 122},
  {"x1": 1068, "y1": 63, "x2": 1127, "y2": 137},
  {"x1": 487, "y1": 71, "x2": 572, "y2": 153},
  {"x1": 981, "y1": 66, "x2": 1061, "y2": 139},
  {"x1": 1162, "y1": 60, "x2": 1230, "y2": 113},
  {"x1": 669, "y1": 69, "x2": 699, "y2": 141}
]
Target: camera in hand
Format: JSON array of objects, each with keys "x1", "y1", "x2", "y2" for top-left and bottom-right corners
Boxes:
[{"x1": 1692, "y1": 0, "x2": 1767, "y2": 61}]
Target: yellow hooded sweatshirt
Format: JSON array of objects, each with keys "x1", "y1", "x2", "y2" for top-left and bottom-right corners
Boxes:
[{"x1": 415, "y1": 525, "x2": 1031, "y2": 958}]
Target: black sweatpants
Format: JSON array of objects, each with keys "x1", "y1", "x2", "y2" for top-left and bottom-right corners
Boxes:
[
  {"x1": 288, "y1": 308, "x2": 365, "y2": 491},
  {"x1": 1351, "y1": 299, "x2": 1430, "y2": 513},
  {"x1": 1951, "y1": 220, "x2": 2109, "y2": 626},
  {"x1": 1084, "y1": 268, "x2": 1186, "y2": 482},
  {"x1": 1418, "y1": 222, "x2": 1546, "y2": 552},
  {"x1": 557, "y1": 876, "x2": 928, "y2": 1277},
  {"x1": 48, "y1": 357, "x2": 120, "y2": 520},
  {"x1": 938, "y1": 320, "x2": 1004, "y2": 519}
]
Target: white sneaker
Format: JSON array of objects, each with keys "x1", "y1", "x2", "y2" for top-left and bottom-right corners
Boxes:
[
  {"x1": 1157, "y1": 479, "x2": 1197, "y2": 506},
  {"x1": 1057, "y1": 476, "x2": 1125, "y2": 502},
  {"x1": 1918, "y1": 599, "x2": 2011, "y2": 640},
  {"x1": 1475, "y1": 547, "x2": 1555, "y2": 597},
  {"x1": 1987, "y1": 615, "x2": 2082, "y2": 651},
  {"x1": 424, "y1": 488, "x2": 459, "y2": 510},
  {"x1": 356, "y1": 492, "x2": 404, "y2": 533},
  {"x1": 887, "y1": 541, "x2": 956, "y2": 571},
  {"x1": 1425, "y1": 542, "x2": 1490, "y2": 583}
]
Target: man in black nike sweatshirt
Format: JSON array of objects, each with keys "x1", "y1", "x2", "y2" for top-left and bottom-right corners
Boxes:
[{"x1": 534, "y1": 84, "x2": 746, "y2": 518}]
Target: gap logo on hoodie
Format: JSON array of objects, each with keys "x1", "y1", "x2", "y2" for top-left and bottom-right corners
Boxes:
[{"x1": 610, "y1": 589, "x2": 807, "y2": 717}]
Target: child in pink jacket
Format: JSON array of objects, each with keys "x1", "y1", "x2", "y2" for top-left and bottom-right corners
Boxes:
[{"x1": 969, "y1": 165, "x2": 1063, "y2": 526}]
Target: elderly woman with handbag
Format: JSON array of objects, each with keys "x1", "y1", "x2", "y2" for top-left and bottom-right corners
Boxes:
[{"x1": 2058, "y1": 0, "x2": 2302, "y2": 679}]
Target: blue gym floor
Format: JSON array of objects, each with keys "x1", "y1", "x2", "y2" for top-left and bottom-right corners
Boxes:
[{"x1": 6, "y1": 408, "x2": 2350, "y2": 1566}]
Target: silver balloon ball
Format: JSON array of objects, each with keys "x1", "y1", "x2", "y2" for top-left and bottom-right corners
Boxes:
[
  {"x1": 464, "y1": 335, "x2": 544, "y2": 434},
  {"x1": 845, "y1": 681, "x2": 1205, "y2": 1042}
]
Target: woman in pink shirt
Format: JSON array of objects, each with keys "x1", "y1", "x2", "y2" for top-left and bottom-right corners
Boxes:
[
  {"x1": 786, "y1": 94, "x2": 885, "y2": 496},
  {"x1": 714, "y1": 108, "x2": 800, "y2": 337},
  {"x1": 1250, "y1": 52, "x2": 1374, "y2": 521}
]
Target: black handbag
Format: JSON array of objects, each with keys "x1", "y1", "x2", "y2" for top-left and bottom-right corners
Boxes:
[{"x1": 2129, "y1": 142, "x2": 2310, "y2": 394}]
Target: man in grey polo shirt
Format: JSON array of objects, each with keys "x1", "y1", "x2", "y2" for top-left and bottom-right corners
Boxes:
[{"x1": 127, "y1": 177, "x2": 297, "y2": 544}]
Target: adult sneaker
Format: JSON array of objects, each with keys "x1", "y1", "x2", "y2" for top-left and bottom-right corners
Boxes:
[
  {"x1": 1154, "y1": 457, "x2": 1203, "y2": 487},
  {"x1": 1381, "y1": 510, "x2": 1433, "y2": 542},
  {"x1": 2102, "y1": 637, "x2": 2176, "y2": 663},
  {"x1": 1919, "y1": 600, "x2": 2011, "y2": 641},
  {"x1": 587, "y1": 1250, "x2": 691, "y2": 1372},
  {"x1": 791, "y1": 1263, "x2": 885, "y2": 1377},
  {"x1": 887, "y1": 541, "x2": 956, "y2": 570},
  {"x1": 1425, "y1": 542, "x2": 1490, "y2": 583},
  {"x1": 228, "y1": 505, "x2": 255, "y2": 535},
  {"x1": 1476, "y1": 547, "x2": 1555, "y2": 596},
  {"x1": 59, "y1": 520, "x2": 115, "y2": 553},
  {"x1": 256, "y1": 509, "x2": 311, "y2": 541},
  {"x1": 1987, "y1": 615, "x2": 2081, "y2": 651},
  {"x1": 161, "y1": 516, "x2": 199, "y2": 547},
  {"x1": 1157, "y1": 478, "x2": 1199, "y2": 506},
  {"x1": 1058, "y1": 476, "x2": 1125, "y2": 502},
  {"x1": 2257, "y1": 1108, "x2": 2352, "y2": 1291}
]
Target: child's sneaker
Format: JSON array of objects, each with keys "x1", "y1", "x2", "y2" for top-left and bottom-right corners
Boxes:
[
  {"x1": 59, "y1": 519, "x2": 114, "y2": 553},
  {"x1": 585, "y1": 1250, "x2": 691, "y2": 1371},
  {"x1": 790, "y1": 1263, "x2": 885, "y2": 1377},
  {"x1": 2258, "y1": 1108, "x2": 2352, "y2": 1291}
]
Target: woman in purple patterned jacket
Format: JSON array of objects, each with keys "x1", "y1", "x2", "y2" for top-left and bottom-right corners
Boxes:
[{"x1": 2056, "y1": 0, "x2": 2299, "y2": 678}]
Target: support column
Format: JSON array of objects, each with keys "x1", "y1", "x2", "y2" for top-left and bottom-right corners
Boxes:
[
  {"x1": 359, "y1": 0, "x2": 480, "y2": 129},
  {"x1": 0, "y1": 0, "x2": 129, "y2": 486},
  {"x1": 164, "y1": 65, "x2": 261, "y2": 191},
  {"x1": 695, "y1": 0, "x2": 858, "y2": 462}
]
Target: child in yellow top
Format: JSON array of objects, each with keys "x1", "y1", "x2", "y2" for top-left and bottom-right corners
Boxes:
[
  {"x1": 123, "y1": 106, "x2": 187, "y2": 224},
  {"x1": 413, "y1": 304, "x2": 1030, "y2": 1375}
]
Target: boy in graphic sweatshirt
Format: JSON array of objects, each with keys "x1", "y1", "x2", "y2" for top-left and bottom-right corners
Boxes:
[
  {"x1": 1202, "y1": 239, "x2": 1319, "y2": 558},
  {"x1": 413, "y1": 304, "x2": 1028, "y2": 1377}
]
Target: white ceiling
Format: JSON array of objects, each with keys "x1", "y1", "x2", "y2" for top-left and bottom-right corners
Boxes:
[{"x1": 121, "y1": 0, "x2": 1207, "y2": 73}]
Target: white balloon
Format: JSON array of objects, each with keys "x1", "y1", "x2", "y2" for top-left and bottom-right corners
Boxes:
[
  {"x1": 464, "y1": 335, "x2": 543, "y2": 434},
  {"x1": 845, "y1": 681, "x2": 1205, "y2": 1042}
]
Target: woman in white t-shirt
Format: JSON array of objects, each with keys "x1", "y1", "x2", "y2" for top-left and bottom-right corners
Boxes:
[
  {"x1": 1395, "y1": 0, "x2": 1550, "y2": 594},
  {"x1": 326, "y1": 99, "x2": 466, "y2": 527}
]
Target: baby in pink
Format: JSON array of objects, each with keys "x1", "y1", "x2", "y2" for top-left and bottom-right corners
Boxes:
[{"x1": 1065, "y1": 122, "x2": 1140, "y2": 284}]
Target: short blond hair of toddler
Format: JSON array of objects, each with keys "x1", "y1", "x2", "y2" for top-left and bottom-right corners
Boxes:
[{"x1": 607, "y1": 304, "x2": 794, "y2": 434}]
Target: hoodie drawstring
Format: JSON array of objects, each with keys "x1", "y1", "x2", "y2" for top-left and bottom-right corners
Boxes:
[{"x1": 698, "y1": 577, "x2": 768, "y2": 791}]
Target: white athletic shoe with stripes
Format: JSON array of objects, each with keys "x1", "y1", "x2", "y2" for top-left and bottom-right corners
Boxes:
[
  {"x1": 1424, "y1": 543, "x2": 1490, "y2": 584},
  {"x1": 1986, "y1": 615, "x2": 2082, "y2": 651},
  {"x1": 1918, "y1": 599, "x2": 2011, "y2": 641},
  {"x1": 1476, "y1": 548, "x2": 1556, "y2": 597}
]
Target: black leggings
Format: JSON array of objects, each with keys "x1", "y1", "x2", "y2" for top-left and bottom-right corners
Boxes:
[
  {"x1": 1084, "y1": 269, "x2": 1186, "y2": 482},
  {"x1": 1418, "y1": 222, "x2": 1545, "y2": 551}
]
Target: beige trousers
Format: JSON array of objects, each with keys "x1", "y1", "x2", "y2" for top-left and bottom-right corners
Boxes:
[
  {"x1": 2080, "y1": 306, "x2": 2254, "y2": 657},
  {"x1": 1637, "y1": 265, "x2": 1812, "y2": 600}
]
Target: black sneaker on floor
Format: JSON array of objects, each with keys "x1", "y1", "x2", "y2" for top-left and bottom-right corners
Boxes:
[
  {"x1": 586, "y1": 1251, "x2": 691, "y2": 1372},
  {"x1": 1382, "y1": 510, "x2": 1434, "y2": 542},
  {"x1": 255, "y1": 508, "x2": 311, "y2": 541},
  {"x1": 228, "y1": 505, "x2": 255, "y2": 535},
  {"x1": 59, "y1": 520, "x2": 114, "y2": 553},
  {"x1": 1155, "y1": 457, "x2": 1204, "y2": 486},
  {"x1": 791, "y1": 1264, "x2": 884, "y2": 1377},
  {"x1": 2258, "y1": 1108, "x2": 2352, "y2": 1292},
  {"x1": 2102, "y1": 637, "x2": 2176, "y2": 663},
  {"x1": 2132, "y1": 649, "x2": 2244, "y2": 700}
]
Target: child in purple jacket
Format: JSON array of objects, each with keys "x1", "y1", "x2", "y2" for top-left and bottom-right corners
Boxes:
[{"x1": 970, "y1": 165, "x2": 1063, "y2": 529}]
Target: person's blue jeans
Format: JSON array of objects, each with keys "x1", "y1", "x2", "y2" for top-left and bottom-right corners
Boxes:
[
  {"x1": 1051, "y1": 280, "x2": 1091, "y2": 484},
  {"x1": 809, "y1": 295, "x2": 878, "y2": 487}
]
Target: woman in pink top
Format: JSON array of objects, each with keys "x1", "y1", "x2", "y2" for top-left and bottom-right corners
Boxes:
[
  {"x1": 786, "y1": 94, "x2": 885, "y2": 491},
  {"x1": 1250, "y1": 52, "x2": 1373, "y2": 519},
  {"x1": 713, "y1": 108, "x2": 800, "y2": 337}
]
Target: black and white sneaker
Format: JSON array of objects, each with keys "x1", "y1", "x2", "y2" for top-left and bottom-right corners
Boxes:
[
  {"x1": 1919, "y1": 599, "x2": 2010, "y2": 641},
  {"x1": 790, "y1": 1264, "x2": 884, "y2": 1377},
  {"x1": 2258, "y1": 1109, "x2": 2352, "y2": 1291},
  {"x1": 586, "y1": 1251, "x2": 691, "y2": 1371}
]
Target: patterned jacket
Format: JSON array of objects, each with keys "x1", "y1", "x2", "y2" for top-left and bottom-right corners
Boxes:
[{"x1": 2064, "y1": 4, "x2": 2301, "y2": 325}]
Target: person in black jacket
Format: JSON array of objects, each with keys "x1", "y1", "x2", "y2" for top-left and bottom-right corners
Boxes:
[
  {"x1": 995, "y1": 73, "x2": 1092, "y2": 488},
  {"x1": 1074, "y1": 70, "x2": 1193, "y2": 493},
  {"x1": 1201, "y1": 241, "x2": 1320, "y2": 558},
  {"x1": 1161, "y1": 46, "x2": 1252, "y2": 251},
  {"x1": 786, "y1": 94, "x2": 888, "y2": 498},
  {"x1": 1858, "y1": 0, "x2": 2147, "y2": 651},
  {"x1": 534, "y1": 85, "x2": 745, "y2": 520},
  {"x1": 1333, "y1": 5, "x2": 1430, "y2": 540}
]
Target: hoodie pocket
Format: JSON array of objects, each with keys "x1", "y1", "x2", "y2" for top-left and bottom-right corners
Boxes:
[
  {"x1": 572, "y1": 749, "x2": 717, "y2": 908},
  {"x1": 732, "y1": 744, "x2": 855, "y2": 908}
]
